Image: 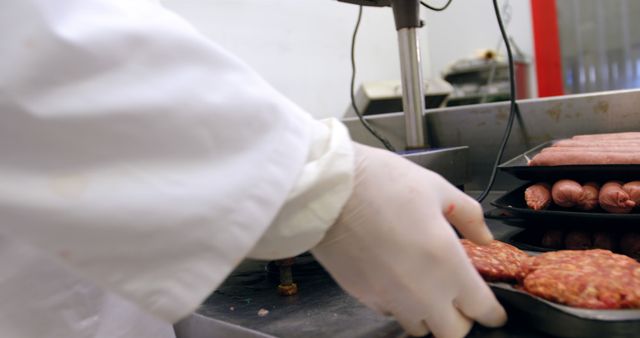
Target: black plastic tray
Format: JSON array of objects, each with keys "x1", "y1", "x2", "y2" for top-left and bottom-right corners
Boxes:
[
  {"x1": 503, "y1": 228, "x2": 554, "y2": 253},
  {"x1": 490, "y1": 282, "x2": 640, "y2": 338},
  {"x1": 498, "y1": 141, "x2": 640, "y2": 181},
  {"x1": 490, "y1": 184, "x2": 640, "y2": 227}
]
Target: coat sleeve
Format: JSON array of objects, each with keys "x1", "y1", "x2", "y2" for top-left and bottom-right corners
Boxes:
[
  {"x1": 0, "y1": 0, "x2": 353, "y2": 323},
  {"x1": 248, "y1": 118, "x2": 354, "y2": 260}
]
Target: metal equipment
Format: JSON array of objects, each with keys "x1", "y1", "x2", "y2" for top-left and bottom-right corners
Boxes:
[
  {"x1": 339, "y1": 0, "x2": 428, "y2": 149},
  {"x1": 342, "y1": 78, "x2": 452, "y2": 117},
  {"x1": 176, "y1": 89, "x2": 640, "y2": 338},
  {"x1": 442, "y1": 49, "x2": 531, "y2": 106}
]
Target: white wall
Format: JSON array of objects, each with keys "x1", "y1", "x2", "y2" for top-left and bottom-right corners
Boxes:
[{"x1": 160, "y1": 0, "x2": 536, "y2": 118}]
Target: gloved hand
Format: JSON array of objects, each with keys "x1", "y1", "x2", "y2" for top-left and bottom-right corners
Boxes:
[{"x1": 311, "y1": 143, "x2": 507, "y2": 338}]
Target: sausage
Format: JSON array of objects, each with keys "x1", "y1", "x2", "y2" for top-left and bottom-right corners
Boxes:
[
  {"x1": 564, "y1": 230, "x2": 592, "y2": 250},
  {"x1": 599, "y1": 181, "x2": 636, "y2": 213},
  {"x1": 541, "y1": 147, "x2": 639, "y2": 153},
  {"x1": 552, "y1": 139, "x2": 640, "y2": 148},
  {"x1": 572, "y1": 132, "x2": 640, "y2": 141},
  {"x1": 619, "y1": 232, "x2": 640, "y2": 261},
  {"x1": 576, "y1": 182, "x2": 599, "y2": 211},
  {"x1": 623, "y1": 181, "x2": 640, "y2": 206},
  {"x1": 541, "y1": 229, "x2": 564, "y2": 249},
  {"x1": 524, "y1": 183, "x2": 552, "y2": 210},
  {"x1": 529, "y1": 152, "x2": 640, "y2": 166},
  {"x1": 551, "y1": 179, "x2": 583, "y2": 208},
  {"x1": 592, "y1": 231, "x2": 616, "y2": 251}
]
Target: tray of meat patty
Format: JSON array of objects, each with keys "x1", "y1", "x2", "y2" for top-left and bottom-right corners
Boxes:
[
  {"x1": 490, "y1": 182, "x2": 640, "y2": 226},
  {"x1": 499, "y1": 132, "x2": 640, "y2": 181},
  {"x1": 461, "y1": 239, "x2": 640, "y2": 338}
]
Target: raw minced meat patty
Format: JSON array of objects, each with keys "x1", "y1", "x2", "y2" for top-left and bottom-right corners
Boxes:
[
  {"x1": 521, "y1": 250, "x2": 640, "y2": 309},
  {"x1": 460, "y1": 239, "x2": 529, "y2": 282}
]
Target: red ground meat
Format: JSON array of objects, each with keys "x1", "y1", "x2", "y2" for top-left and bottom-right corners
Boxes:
[
  {"x1": 460, "y1": 239, "x2": 529, "y2": 283},
  {"x1": 521, "y1": 250, "x2": 640, "y2": 309}
]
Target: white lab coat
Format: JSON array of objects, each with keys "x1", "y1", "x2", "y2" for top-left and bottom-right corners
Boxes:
[{"x1": 0, "y1": 0, "x2": 354, "y2": 336}]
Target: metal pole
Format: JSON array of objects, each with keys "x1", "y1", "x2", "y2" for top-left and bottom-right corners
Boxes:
[
  {"x1": 390, "y1": 0, "x2": 427, "y2": 149},
  {"x1": 396, "y1": 27, "x2": 426, "y2": 148}
]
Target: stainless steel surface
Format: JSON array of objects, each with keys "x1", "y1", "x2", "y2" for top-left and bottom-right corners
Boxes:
[
  {"x1": 175, "y1": 313, "x2": 277, "y2": 338},
  {"x1": 396, "y1": 28, "x2": 426, "y2": 149},
  {"x1": 343, "y1": 89, "x2": 640, "y2": 190},
  {"x1": 342, "y1": 78, "x2": 452, "y2": 117},
  {"x1": 175, "y1": 192, "x2": 553, "y2": 338},
  {"x1": 182, "y1": 255, "x2": 408, "y2": 338},
  {"x1": 400, "y1": 146, "x2": 468, "y2": 187}
]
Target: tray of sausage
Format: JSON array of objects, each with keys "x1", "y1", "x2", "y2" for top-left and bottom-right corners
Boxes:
[
  {"x1": 492, "y1": 132, "x2": 640, "y2": 224},
  {"x1": 461, "y1": 239, "x2": 640, "y2": 338},
  {"x1": 490, "y1": 182, "x2": 640, "y2": 225},
  {"x1": 499, "y1": 132, "x2": 640, "y2": 182},
  {"x1": 505, "y1": 227, "x2": 640, "y2": 261}
]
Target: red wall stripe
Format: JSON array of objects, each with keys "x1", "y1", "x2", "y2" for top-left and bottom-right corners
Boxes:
[{"x1": 531, "y1": 0, "x2": 564, "y2": 97}]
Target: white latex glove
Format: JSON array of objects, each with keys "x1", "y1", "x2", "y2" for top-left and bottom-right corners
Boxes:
[{"x1": 311, "y1": 143, "x2": 507, "y2": 338}]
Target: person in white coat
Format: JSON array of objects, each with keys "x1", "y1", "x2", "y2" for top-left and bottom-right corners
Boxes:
[{"x1": 0, "y1": 0, "x2": 507, "y2": 337}]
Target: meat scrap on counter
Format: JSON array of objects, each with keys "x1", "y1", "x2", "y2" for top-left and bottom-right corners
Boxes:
[
  {"x1": 528, "y1": 132, "x2": 640, "y2": 166},
  {"x1": 461, "y1": 239, "x2": 640, "y2": 309}
]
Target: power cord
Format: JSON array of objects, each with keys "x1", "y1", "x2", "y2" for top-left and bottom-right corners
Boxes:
[
  {"x1": 350, "y1": 6, "x2": 396, "y2": 152},
  {"x1": 475, "y1": 0, "x2": 521, "y2": 203},
  {"x1": 481, "y1": 0, "x2": 512, "y2": 103},
  {"x1": 349, "y1": 1, "x2": 456, "y2": 152},
  {"x1": 420, "y1": 0, "x2": 453, "y2": 11}
]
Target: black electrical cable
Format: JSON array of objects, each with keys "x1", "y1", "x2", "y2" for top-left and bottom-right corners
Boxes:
[
  {"x1": 420, "y1": 0, "x2": 453, "y2": 11},
  {"x1": 476, "y1": 0, "x2": 521, "y2": 203},
  {"x1": 350, "y1": 6, "x2": 396, "y2": 152}
]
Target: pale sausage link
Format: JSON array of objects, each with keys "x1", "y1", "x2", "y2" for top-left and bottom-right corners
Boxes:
[
  {"x1": 599, "y1": 181, "x2": 636, "y2": 213},
  {"x1": 524, "y1": 183, "x2": 551, "y2": 210},
  {"x1": 529, "y1": 152, "x2": 640, "y2": 166},
  {"x1": 623, "y1": 181, "x2": 640, "y2": 206},
  {"x1": 576, "y1": 182, "x2": 599, "y2": 211},
  {"x1": 551, "y1": 179, "x2": 582, "y2": 208}
]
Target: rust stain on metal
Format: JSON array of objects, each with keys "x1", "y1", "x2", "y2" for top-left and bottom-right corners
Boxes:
[
  {"x1": 496, "y1": 109, "x2": 508, "y2": 122},
  {"x1": 278, "y1": 283, "x2": 298, "y2": 296},
  {"x1": 532, "y1": 133, "x2": 553, "y2": 144},
  {"x1": 594, "y1": 101, "x2": 609, "y2": 114},
  {"x1": 546, "y1": 104, "x2": 562, "y2": 123}
]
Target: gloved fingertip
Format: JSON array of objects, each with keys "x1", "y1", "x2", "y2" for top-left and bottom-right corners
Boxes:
[
  {"x1": 475, "y1": 302, "x2": 508, "y2": 328},
  {"x1": 427, "y1": 308, "x2": 473, "y2": 338},
  {"x1": 396, "y1": 316, "x2": 430, "y2": 337},
  {"x1": 464, "y1": 224, "x2": 494, "y2": 246}
]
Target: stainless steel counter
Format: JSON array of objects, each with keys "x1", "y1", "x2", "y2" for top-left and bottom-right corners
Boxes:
[
  {"x1": 174, "y1": 193, "x2": 554, "y2": 338},
  {"x1": 344, "y1": 89, "x2": 640, "y2": 190},
  {"x1": 176, "y1": 90, "x2": 640, "y2": 337}
]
